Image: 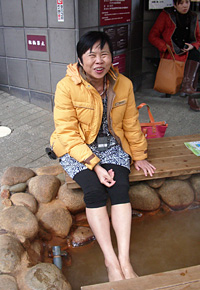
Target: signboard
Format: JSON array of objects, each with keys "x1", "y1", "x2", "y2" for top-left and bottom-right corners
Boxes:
[
  {"x1": 113, "y1": 54, "x2": 126, "y2": 73},
  {"x1": 104, "y1": 25, "x2": 128, "y2": 51},
  {"x1": 57, "y1": 0, "x2": 64, "y2": 22},
  {"x1": 149, "y1": 0, "x2": 173, "y2": 9},
  {"x1": 100, "y1": 0, "x2": 131, "y2": 26},
  {"x1": 27, "y1": 35, "x2": 47, "y2": 52}
]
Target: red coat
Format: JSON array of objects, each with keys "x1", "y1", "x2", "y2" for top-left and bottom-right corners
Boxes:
[{"x1": 148, "y1": 8, "x2": 200, "y2": 62}]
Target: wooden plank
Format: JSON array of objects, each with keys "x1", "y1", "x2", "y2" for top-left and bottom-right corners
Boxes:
[
  {"x1": 65, "y1": 173, "x2": 78, "y2": 188},
  {"x1": 147, "y1": 134, "x2": 200, "y2": 145},
  {"x1": 147, "y1": 135, "x2": 200, "y2": 150},
  {"x1": 147, "y1": 147, "x2": 194, "y2": 159},
  {"x1": 164, "y1": 281, "x2": 200, "y2": 289},
  {"x1": 130, "y1": 169, "x2": 200, "y2": 182},
  {"x1": 130, "y1": 156, "x2": 200, "y2": 182},
  {"x1": 81, "y1": 265, "x2": 200, "y2": 290},
  {"x1": 135, "y1": 155, "x2": 200, "y2": 171},
  {"x1": 147, "y1": 156, "x2": 200, "y2": 168}
]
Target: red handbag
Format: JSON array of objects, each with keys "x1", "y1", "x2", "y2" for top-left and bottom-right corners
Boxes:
[{"x1": 137, "y1": 103, "x2": 168, "y2": 139}]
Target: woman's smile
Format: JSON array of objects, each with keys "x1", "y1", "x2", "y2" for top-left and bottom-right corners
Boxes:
[{"x1": 94, "y1": 67, "x2": 105, "y2": 74}]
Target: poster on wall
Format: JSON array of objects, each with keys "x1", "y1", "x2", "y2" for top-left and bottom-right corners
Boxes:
[
  {"x1": 104, "y1": 25, "x2": 128, "y2": 51},
  {"x1": 57, "y1": 0, "x2": 64, "y2": 22},
  {"x1": 100, "y1": 0, "x2": 131, "y2": 26},
  {"x1": 149, "y1": 0, "x2": 173, "y2": 9},
  {"x1": 113, "y1": 54, "x2": 126, "y2": 73}
]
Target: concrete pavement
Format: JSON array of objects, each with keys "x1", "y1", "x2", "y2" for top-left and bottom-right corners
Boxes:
[{"x1": 0, "y1": 90, "x2": 58, "y2": 180}]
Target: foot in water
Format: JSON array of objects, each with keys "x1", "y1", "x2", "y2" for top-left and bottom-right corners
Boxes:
[
  {"x1": 120, "y1": 261, "x2": 138, "y2": 279},
  {"x1": 106, "y1": 262, "x2": 125, "y2": 282}
]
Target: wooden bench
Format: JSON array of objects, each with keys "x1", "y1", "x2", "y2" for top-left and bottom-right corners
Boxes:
[
  {"x1": 81, "y1": 264, "x2": 200, "y2": 290},
  {"x1": 65, "y1": 134, "x2": 200, "y2": 189}
]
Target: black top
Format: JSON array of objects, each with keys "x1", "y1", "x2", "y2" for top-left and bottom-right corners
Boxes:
[{"x1": 172, "y1": 10, "x2": 191, "y2": 49}]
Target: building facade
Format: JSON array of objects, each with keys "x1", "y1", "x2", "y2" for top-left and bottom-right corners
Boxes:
[{"x1": 1, "y1": 0, "x2": 198, "y2": 111}]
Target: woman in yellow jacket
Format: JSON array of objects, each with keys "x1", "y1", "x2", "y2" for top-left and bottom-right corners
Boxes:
[{"x1": 50, "y1": 31, "x2": 155, "y2": 282}]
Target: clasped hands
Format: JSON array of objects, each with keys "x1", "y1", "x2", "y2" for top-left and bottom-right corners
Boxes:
[{"x1": 94, "y1": 160, "x2": 156, "y2": 187}]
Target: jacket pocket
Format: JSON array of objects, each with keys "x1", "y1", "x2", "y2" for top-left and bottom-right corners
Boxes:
[
  {"x1": 73, "y1": 101, "x2": 94, "y2": 125},
  {"x1": 113, "y1": 100, "x2": 127, "y2": 107},
  {"x1": 73, "y1": 101, "x2": 94, "y2": 110}
]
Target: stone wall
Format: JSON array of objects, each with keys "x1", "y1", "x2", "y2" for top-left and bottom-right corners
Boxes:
[{"x1": 0, "y1": 165, "x2": 200, "y2": 289}]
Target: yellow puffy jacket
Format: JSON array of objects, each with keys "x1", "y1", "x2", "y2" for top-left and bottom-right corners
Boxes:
[{"x1": 50, "y1": 63, "x2": 147, "y2": 170}]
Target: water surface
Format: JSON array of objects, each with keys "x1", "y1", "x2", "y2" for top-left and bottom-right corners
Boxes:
[{"x1": 63, "y1": 208, "x2": 200, "y2": 289}]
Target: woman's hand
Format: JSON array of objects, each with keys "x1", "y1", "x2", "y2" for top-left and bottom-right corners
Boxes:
[
  {"x1": 134, "y1": 160, "x2": 156, "y2": 177},
  {"x1": 94, "y1": 164, "x2": 116, "y2": 187},
  {"x1": 182, "y1": 43, "x2": 193, "y2": 52}
]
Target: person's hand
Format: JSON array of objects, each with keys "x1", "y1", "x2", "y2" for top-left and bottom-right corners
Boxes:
[
  {"x1": 182, "y1": 43, "x2": 193, "y2": 52},
  {"x1": 94, "y1": 164, "x2": 116, "y2": 187},
  {"x1": 134, "y1": 160, "x2": 156, "y2": 177}
]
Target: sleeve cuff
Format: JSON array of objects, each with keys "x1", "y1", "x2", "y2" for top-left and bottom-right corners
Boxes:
[{"x1": 82, "y1": 154, "x2": 100, "y2": 170}]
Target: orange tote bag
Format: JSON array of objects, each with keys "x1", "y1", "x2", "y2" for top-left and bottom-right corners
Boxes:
[{"x1": 154, "y1": 45, "x2": 185, "y2": 95}]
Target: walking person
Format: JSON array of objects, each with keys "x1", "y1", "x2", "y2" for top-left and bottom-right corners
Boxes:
[
  {"x1": 50, "y1": 31, "x2": 155, "y2": 282},
  {"x1": 149, "y1": 0, "x2": 200, "y2": 111}
]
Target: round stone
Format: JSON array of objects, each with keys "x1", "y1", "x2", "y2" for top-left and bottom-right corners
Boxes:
[
  {"x1": 23, "y1": 263, "x2": 72, "y2": 290},
  {"x1": 0, "y1": 275, "x2": 18, "y2": 290},
  {"x1": 0, "y1": 235, "x2": 24, "y2": 274}
]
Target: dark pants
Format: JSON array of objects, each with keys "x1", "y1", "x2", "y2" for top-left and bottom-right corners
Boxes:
[
  {"x1": 188, "y1": 47, "x2": 200, "y2": 62},
  {"x1": 74, "y1": 164, "x2": 130, "y2": 208}
]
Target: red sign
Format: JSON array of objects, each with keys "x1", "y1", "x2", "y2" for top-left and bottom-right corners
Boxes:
[
  {"x1": 27, "y1": 35, "x2": 47, "y2": 52},
  {"x1": 113, "y1": 54, "x2": 126, "y2": 73},
  {"x1": 100, "y1": 0, "x2": 131, "y2": 26},
  {"x1": 57, "y1": 0, "x2": 63, "y2": 3}
]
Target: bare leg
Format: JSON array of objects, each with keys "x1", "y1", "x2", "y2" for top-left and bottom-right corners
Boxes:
[
  {"x1": 111, "y1": 203, "x2": 138, "y2": 279},
  {"x1": 86, "y1": 206, "x2": 125, "y2": 282}
]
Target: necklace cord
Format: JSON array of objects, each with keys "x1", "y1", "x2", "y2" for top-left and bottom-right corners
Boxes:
[{"x1": 100, "y1": 76, "x2": 107, "y2": 96}]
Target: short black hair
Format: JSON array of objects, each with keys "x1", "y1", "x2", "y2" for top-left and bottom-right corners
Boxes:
[
  {"x1": 77, "y1": 31, "x2": 113, "y2": 64},
  {"x1": 173, "y1": 0, "x2": 190, "y2": 4}
]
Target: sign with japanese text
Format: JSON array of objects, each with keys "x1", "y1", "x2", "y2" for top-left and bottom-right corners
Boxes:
[
  {"x1": 57, "y1": 0, "x2": 64, "y2": 22},
  {"x1": 149, "y1": 0, "x2": 173, "y2": 9},
  {"x1": 100, "y1": 0, "x2": 131, "y2": 26},
  {"x1": 27, "y1": 35, "x2": 47, "y2": 52},
  {"x1": 113, "y1": 54, "x2": 126, "y2": 73},
  {"x1": 104, "y1": 25, "x2": 128, "y2": 51}
]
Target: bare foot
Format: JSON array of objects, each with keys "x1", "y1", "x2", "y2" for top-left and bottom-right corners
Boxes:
[
  {"x1": 120, "y1": 262, "x2": 138, "y2": 279},
  {"x1": 106, "y1": 263, "x2": 125, "y2": 282}
]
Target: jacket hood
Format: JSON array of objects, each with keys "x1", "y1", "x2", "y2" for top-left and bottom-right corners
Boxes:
[{"x1": 66, "y1": 63, "x2": 81, "y2": 85}]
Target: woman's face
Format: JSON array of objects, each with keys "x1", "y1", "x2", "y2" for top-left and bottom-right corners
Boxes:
[
  {"x1": 79, "y1": 41, "x2": 112, "y2": 82},
  {"x1": 174, "y1": 0, "x2": 190, "y2": 14}
]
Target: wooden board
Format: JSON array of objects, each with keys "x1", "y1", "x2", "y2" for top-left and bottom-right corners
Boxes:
[
  {"x1": 81, "y1": 265, "x2": 200, "y2": 290},
  {"x1": 65, "y1": 134, "x2": 200, "y2": 189}
]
